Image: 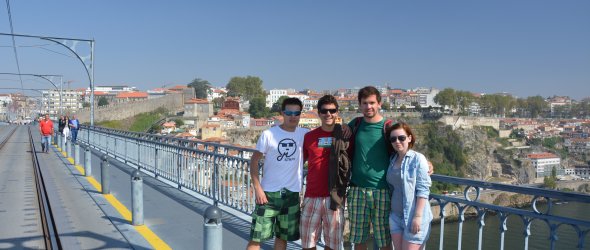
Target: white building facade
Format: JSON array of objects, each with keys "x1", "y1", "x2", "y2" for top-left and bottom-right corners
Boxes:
[{"x1": 527, "y1": 153, "x2": 562, "y2": 178}]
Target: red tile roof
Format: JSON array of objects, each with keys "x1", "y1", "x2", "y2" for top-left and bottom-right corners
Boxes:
[
  {"x1": 116, "y1": 91, "x2": 148, "y2": 98},
  {"x1": 185, "y1": 98, "x2": 209, "y2": 104},
  {"x1": 527, "y1": 153, "x2": 559, "y2": 159}
]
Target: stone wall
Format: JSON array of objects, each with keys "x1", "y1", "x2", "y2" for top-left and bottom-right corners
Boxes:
[
  {"x1": 438, "y1": 115, "x2": 501, "y2": 130},
  {"x1": 76, "y1": 93, "x2": 184, "y2": 123}
]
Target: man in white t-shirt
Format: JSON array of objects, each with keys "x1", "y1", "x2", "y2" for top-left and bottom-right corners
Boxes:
[{"x1": 247, "y1": 97, "x2": 309, "y2": 250}]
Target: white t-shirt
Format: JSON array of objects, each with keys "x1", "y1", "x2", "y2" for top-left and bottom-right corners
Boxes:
[{"x1": 256, "y1": 125, "x2": 309, "y2": 192}]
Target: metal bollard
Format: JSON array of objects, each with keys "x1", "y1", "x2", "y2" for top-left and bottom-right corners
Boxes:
[
  {"x1": 66, "y1": 138, "x2": 71, "y2": 158},
  {"x1": 101, "y1": 154, "x2": 110, "y2": 194},
  {"x1": 203, "y1": 205, "x2": 222, "y2": 250},
  {"x1": 74, "y1": 143, "x2": 80, "y2": 165},
  {"x1": 131, "y1": 170, "x2": 144, "y2": 225},
  {"x1": 57, "y1": 134, "x2": 62, "y2": 150},
  {"x1": 62, "y1": 135, "x2": 66, "y2": 154},
  {"x1": 84, "y1": 145, "x2": 92, "y2": 177},
  {"x1": 53, "y1": 132, "x2": 58, "y2": 145}
]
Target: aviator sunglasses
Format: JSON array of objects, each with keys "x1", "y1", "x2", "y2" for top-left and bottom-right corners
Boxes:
[
  {"x1": 283, "y1": 110, "x2": 302, "y2": 116},
  {"x1": 319, "y1": 108, "x2": 338, "y2": 114},
  {"x1": 389, "y1": 135, "x2": 408, "y2": 143}
]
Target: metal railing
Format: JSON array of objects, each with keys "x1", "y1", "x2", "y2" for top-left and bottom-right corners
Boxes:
[
  {"x1": 79, "y1": 125, "x2": 590, "y2": 250},
  {"x1": 430, "y1": 175, "x2": 590, "y2": 250},
  {"x1": 79, "y1": 125, "x2": 257, "y2": 214}
]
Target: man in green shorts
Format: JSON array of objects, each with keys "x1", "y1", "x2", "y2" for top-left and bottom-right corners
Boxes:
[
  {"x1": 247, "y1": 98, "x2": 309, "y2": 250},
  {"x1": 347, "y1": 86, "x2": 433, "y2": 250},
  {"x1": 347, "y1": 86, "x2": 394, "y2": 250}
]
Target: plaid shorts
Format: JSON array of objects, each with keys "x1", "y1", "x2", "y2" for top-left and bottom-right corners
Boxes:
[
  {"x1": 347, "y1": 186, "x2": 392, "y2": 247},
  {"x1": 300, "y1": 197, "x2": 345, "y2": 249},
  {"x1": 249, "y1": 189, "x2": 301, "y2": 242}
]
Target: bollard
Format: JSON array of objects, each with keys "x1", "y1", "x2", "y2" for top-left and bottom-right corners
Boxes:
[
  {"x1": 62, "y1": 135, "x2": 66, "y2": 154},
  {"x1": 203, "y1": 205, "x2": 222, "y2": 250},
  {"x1": 53, "y1": 132, "x2": 58, "y2": 145},
  {"x1": 131, "y1": 170, "x2": 144, "y2": 225},
  {"x1": 66, "y1": 138, "x2": 71, "y2": 158},
  {"x1": 57, "y1": 134, "x2": 62, "y2": 151},
  {"x1": 101, "y1": 154, "x2": 110, "y2": 194},
  {"x1": 74, "y1": 143, "x2": 80, "y2": 165},
  {"x1": 84, "y1": 145, "x2": 92, "y2": 177}
]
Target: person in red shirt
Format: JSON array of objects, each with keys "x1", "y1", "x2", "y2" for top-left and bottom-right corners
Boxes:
[
  {"x1": 301, "y1": 95, "x2": 351, "y2": 250},
  {"x1": 39, "y1": 114, "x2": 54, "y2": 153}
]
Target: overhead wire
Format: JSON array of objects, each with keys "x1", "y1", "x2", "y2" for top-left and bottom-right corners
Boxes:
[{"x1": 4, "y1": 0, "x2": 25, "y2": 95}]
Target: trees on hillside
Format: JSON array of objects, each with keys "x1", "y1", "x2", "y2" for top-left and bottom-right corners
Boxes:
[
  {"x1": 249, "y1": 97, "x2": 270, "y2": 118},
  {"x1": 226, "y1": 76, "x2": 266, "y2": 101},
  {"x1": 434, "y1": 88, "x2": 555, "y2": 118},
  {"x1": 188, "y1": 78, "x2": 211, "y2": 99}
]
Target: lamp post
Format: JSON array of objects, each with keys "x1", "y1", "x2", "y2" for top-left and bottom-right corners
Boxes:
[
  {"x1": 0, "y1": 33, "x2": 95, "y2": 126},
  {"x1": 0, "y1": 73, "x2": 63, "y2": 116}
]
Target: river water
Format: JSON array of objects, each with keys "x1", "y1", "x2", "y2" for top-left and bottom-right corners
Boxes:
[{"x1": 426, "y1": 201, "x2": 590, "y2": 250}]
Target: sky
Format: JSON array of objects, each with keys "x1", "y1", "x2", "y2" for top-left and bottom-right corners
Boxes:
[{"x1": 1, "y1": 1, "x2": 589, "y2": 100}]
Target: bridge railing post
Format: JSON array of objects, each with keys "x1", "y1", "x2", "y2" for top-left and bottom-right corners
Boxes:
[
  {"x1": 131, "y1": 170, "x2": 144, "y2": 225},
  {"x1": 203, "y1": 205, "x2": 222, "y2": 250},
  {"x1": 101, "y1": 154, "x2": 110, "y2": 194}
]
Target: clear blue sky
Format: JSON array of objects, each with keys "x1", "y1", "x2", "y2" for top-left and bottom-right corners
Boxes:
[{"x1": 1, "y1": 1, "x2": 589, "y2": 100}]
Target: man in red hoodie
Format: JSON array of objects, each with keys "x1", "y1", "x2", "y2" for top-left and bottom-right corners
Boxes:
[{"x1": 39, "y1": 114, "x2": 54, "y2": 153}]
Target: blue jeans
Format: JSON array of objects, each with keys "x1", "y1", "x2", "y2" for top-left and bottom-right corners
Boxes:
[
  {"x1": 71, "y1": 129, "x2": 78, "y2": 142},
  {"x1": 42, "y1": 135, "x2": 51, "y2": 152}
]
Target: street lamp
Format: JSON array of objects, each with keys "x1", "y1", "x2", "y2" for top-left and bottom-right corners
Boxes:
[
  {"x1": 0, "y1": 32, "x2": 95, "y2": 125},
  {"x1": 0, "y1": 73, "x2": 63, "y2": 116}
]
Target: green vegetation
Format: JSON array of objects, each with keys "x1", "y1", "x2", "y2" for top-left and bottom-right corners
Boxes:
[
  {"x1": 187, "y1": 78, "x2": 212, "y2": 99},
  {"x1": 98, "y1": 96, "x2": 109, "y2": 106},
  {"x1": 433, "y1": 87, "x2": 552, "y2": 118},
  {"x1": 248, "y1": 97, "x2": 271, "y2": 118},
  {"x1": 226, "y1": 76, "x2": 266, "y2": 101},
  {"x1": 98, "y1": 120, "x2": 123, "y2": 129},
  {"x1": 414, "y1": 122, "x2": 467, "y2": 193},
  {"x1": 97, "y1": 107, "x2": 168, "y2": 132},
  {"x1": 543, "y1": 166, "x2": 558, "y2": 189}
]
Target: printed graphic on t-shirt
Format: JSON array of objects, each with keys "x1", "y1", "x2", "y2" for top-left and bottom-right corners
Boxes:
[
  {"x1": 277, "y1": 138, "x2": 297, "y2": 161},
  {"x1": 318, "y1": 137, "x2": 333, "y2": 148}
]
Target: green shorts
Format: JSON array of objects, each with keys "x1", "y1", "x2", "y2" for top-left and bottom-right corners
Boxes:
[
  {"x1": 347, "y1": 186, "x2": 392, "y2": 247},
  {"x1": 249, "y1": 189, "x2": 301, "y2": 242}
]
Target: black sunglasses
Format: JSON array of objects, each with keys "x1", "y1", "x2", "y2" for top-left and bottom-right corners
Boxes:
[
  {"x1": 319, "y1": 108, "x2": 338, "y2": 114},
  {"x1": 390, "y1": 135, "x2": 408, "y2": 143}
]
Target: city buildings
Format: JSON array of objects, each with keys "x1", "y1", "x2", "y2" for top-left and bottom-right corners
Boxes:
[{"x1": 527, "y1": 152, "x2": 562, "y2": 178}]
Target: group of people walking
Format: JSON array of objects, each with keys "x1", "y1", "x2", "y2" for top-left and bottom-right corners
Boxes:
[
  {"x1": 247, "y1": 86, "x2": 434, "y2": 250},
  {"x1": 57, "y1": 115, "x2": 80, "y2": 143},
  {"x1": 38, "y1": 114, "x2": 80, "y2": 153}
]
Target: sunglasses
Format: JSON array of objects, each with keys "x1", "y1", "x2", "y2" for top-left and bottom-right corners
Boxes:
[
  {"x1": 319, "y1": 108, "x2": 338, "y2": 114},
  {"x1": 389, "y1": 135, "x2": 408, "y2": 143},
  {"x1": 283, "y1": 110, "x2": 302, "y2": 116}
]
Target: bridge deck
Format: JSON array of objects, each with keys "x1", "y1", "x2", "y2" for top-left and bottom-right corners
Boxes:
[
  {"x1": 0, "y1": 126, "x2": 45, "y2": 249},
  {"x1": 1, "y1": 125, "x2": 291, "y2": 249}
]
